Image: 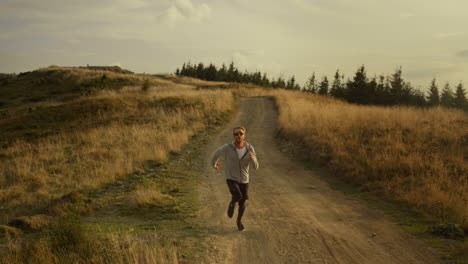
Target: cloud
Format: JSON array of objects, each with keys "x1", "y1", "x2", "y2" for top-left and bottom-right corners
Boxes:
[
  {"x1": 46, "y1": 49, "x2": 66, "y2": 54},
  {"x1": 406, "y1": 65, "x2": 458, "y2": 79},
  {"x1": 110, "y1": 62, "x2": 122, "y2": 67},
  {"x1": 230, "y1": 50, "x2": 282, "y2": 78},
  {"x1": 399, "y1": 13, "x2": 416, "y2": 19},
  {"x1": 67, "y1": 39, "x2": 81, "y2": 44},
  {"x1": 456, "y1": 49, "x2": 468, "y2": 58},
  {"x1": 0, "y1": 33, "x2": 14, "y2": 40},
  {"x1": 436, "y1": 32, "x2": 465, "y2": 39},
  {"x1": 159, "y1": 6, "x2": 185, "y2": 26},
  {"x1": 115, "y1": 0, "x2": 147, "y2": 10},
  {"x1": 158, "y1": 0, "x2": 211, "y2": 26}
]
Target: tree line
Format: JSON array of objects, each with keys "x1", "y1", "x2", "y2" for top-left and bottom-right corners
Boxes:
[
  {"x1": 175, "y1": 62, "x2": 467, "y2": 110},
  {"x1": 176, "y1": 62, "x2": 301, "y2": 90}
]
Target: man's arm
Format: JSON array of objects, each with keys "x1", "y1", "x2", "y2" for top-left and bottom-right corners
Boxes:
[
  {"x1": 248, "y1": 145, "x2": 259, "y2": 170},
  {"x1": 210, "y1": 144, "x2": 227, "y2": 171}
]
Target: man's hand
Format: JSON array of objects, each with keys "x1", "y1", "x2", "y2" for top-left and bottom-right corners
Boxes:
[
  {"x1": 248, "y1": 151, "x2": 255, "y2": 160},
  {"x1": 214, "y1": 162, "x2": 220, "y2": 172}
]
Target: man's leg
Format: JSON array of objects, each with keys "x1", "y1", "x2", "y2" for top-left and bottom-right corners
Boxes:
[
  {"x1": 236, "y1": 199, "x2": 246, "y2": 231},
  {"x1": 236, "y1": 183, "x2": 249, "y2": 231},
  {"x1": 226, "y1": 180, "x2": 242, "y2": 218}
]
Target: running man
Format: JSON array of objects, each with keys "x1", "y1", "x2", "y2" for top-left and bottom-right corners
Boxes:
[{"x1": 211, "y1": 126, "x2": 259, "y2": 231}]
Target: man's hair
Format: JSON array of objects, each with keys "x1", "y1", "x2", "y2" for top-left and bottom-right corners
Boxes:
[{"x1": 233, "y1": 126, "x2": 246, "y2": 133}]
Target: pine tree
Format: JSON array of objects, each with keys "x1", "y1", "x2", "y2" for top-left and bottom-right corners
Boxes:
[
  {"x1": 330, "y1": 70, "x2": 344, "y2": 98},
  {"x1": 180, "y1": 63, "x2": 187, "y2": 76},
  {"x1": 233, "y1": 68, "x2": 240, "y2": 82},
  {"x1": 410, "y1": 88, "x2": 427, "y2": 107},
  {"x1": 185, "y1": 62, "x2": 194, "y2": 77},
  {"x1": 286, "y1": 76, "x2": 296, "y2": 90},
  {"x1": 389, "y1": 67, "x2": 406, "y2": 104},
  {"x1": 205, "y1": 63, "x2": 217, "y2": 81},
  {"x1": 196, "y1": 63, "x2": 205, "y2": 79},
  {"x1": 346, "y1": 65, "x2": 370, "y2": 104},
  {"x1": 427, "y1": 78, "x2": 440, "y2": 106},
  {"x1": 375, "y1": 75, "x2": 389, "y2": 105},
  {"x1": 318, "y1": 76, "x2": 329, "y2": 95},
  {"x1": 274, "y1": 76, "x2": 286, "y2": 89},
  {"x1": 440, "y1": 82, "x2": 454, "y2": 108},
  {"x1": 454, "y1": 82, "x2": 467, "y2": 110},
  {"x1": 218, "y1": 64, "x2": 227, "y2": 81},
  {"x1": 305, "y1": 73, "x2": 317, "y2": 93},
  {"x1": 227, "y1": 62, "x2": 236, "y2": 81},
  {"x1": 368, "y1": 77, "x2": 378, "y2": 104}
]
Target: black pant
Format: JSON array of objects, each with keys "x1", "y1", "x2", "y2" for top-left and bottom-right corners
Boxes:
[{"x1": 226, "y1": 179, "x2": 249, "y2": 220}]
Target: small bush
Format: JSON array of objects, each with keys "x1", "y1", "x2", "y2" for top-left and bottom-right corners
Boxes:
[
  {"x1": 430, "y1": 223, "x2": 465, "y2": 239},
  {"x1": 141, "y1": 79, "x2": 151, "y2": 92},
  {"x1": 46, "y1": 215, "x2": 96, "y2": 261}
]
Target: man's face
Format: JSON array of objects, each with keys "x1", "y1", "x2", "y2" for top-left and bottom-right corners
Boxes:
[{"x1": 233, "y1": 129, "x2": 245, "y2": 143}]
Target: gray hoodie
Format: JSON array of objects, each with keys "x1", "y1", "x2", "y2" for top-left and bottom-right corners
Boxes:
[{"x1": 210, "y1": 141, "x2": 259, "y2": 183}]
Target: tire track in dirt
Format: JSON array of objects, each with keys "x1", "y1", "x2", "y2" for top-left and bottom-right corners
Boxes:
[{"x1": 198, "y1": 97, "x2": 441, "y2": 264}]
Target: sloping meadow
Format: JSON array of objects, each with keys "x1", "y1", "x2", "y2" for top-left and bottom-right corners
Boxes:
[
  {"x1": 1, "y1": 70, "x2": 466, "y2": 258},
  {"x1": 0, "y1": 81, "x2": 234, "y2": 223},
  {"x1": 272, "y1": 89, "x2": 467, "y2": 228}
]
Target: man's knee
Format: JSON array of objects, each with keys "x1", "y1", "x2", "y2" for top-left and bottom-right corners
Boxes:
[
  {"x1": 238, "y1": 198, "x2": 247, "y2": 208},
  {"x1": 232, "y1": 193, "x2": 243, "y2": 203}
]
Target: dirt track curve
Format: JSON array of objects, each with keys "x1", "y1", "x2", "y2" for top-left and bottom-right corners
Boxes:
[{"x1": 198, "y1": 97, "x2": 440, "y2": 264}]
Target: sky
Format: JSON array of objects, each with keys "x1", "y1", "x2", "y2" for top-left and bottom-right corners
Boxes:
[{"x1": 1, "y1": 0, "x2": 467, "y2": 90}]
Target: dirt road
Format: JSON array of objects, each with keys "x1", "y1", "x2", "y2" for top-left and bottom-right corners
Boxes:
[{"x1": 198, "y1": 97, "x2": 440, "y2": 264}]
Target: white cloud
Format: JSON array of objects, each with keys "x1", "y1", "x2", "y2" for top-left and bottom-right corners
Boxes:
[
  {"x1": 67, "y1": 39, "x2": 81, "y2": 44},
  {"x1": 436, "y1": 32, "x2": 465, "y2": 39},
  {"x1": 78, "y1": 51, "x2": 96, "y2": 57},
  {"x1": 231, "y1": 50, "x2": 282, "y2": 78},
  {"x1": 46, "y1": 49, "x2": 66, "y2": 54},
  {"x1": 115, "y1": 0, "x2": 147, "y2": 9},
  {"x1": 110, "y1": 62, "x2": 122, "y2": 67},
  {"x1": 0, "y1": 33, "x2": 14, "y2": 40},
  {"x1": 456, "y1": 50, "x2": 468, "y2": 58},
  {"x1": 158, "y1": 0, "x2": 211, "y2": 26},
  {"x1": 158, "y1": 5, "x2": 184, "y2": 26},
  {"x1": 399, "y1": 13, "x2": 416, "y2": 19}
]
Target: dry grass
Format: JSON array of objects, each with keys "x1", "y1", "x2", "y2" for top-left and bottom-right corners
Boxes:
[
  {"x1": 127, "y1": 186, "x2": 174, "y2": 208},
  {"x1": 0, "y1": 225, "x2": 22, "y2": 240},
  {"x1": 2, "y1": 229, "x2": 178, "y2": 264},
  {"x1": 37, "y1": 66, "x2": 142, "y2": 83},
  {"x1": 233, "y1": 86, "x2": 467, "y2": 225},
  {"x1": 38, "y1": 66, "x2": 188, "y2": 95},
  {"x1": 0, "y1": 82, "x2": 234, "y2": 223},
  {"x1": 3, "y1": 67, "x2": 466, "y2": 259},
  {"x1": 272, "y1": 90, "x2": 468, "y2": 226}
]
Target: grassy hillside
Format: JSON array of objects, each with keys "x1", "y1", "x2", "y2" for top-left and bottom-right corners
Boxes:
[
  {"x1": 0, "y1": 66, "x2": 236, "y2": 263},
  {"x1": 1, "y1": 68, "x2": 466, "y2": 262},
  {"x1": 275, "y1": 91, "x2": 467, "y2": 226}
]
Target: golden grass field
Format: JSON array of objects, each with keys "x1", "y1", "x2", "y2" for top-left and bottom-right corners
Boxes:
[
  {"x1": 0, "y1": 67, "x2": 235, "y2": 263},
  {"x1": 0, "y1": 70, "x2": 234, "y2": 224},
  {"x1": 1, "y1": 67, "x2": 466, "y2": 262},
  {"x1": 236, "y1": 87, "x2": 467, "y2": 228},
  {"x1": 277, "y1": 91, "x2": 467, "y2": 226},
  {"x1": 3, "y1": 231, "x2": 179, "y2": 264}
]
